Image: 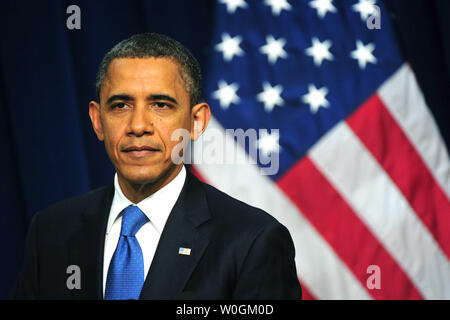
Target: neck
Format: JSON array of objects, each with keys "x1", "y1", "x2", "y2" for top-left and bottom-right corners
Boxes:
[{"x1": 117, "y1": 165, "x2": 183, "y2": 204}]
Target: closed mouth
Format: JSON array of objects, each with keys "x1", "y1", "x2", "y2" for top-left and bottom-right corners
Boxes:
[{"x1": 122, "y1": 145, "x2": 160, "y2": 152}]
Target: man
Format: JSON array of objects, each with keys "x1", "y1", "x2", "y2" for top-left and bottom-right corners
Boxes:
[{"x1": 13, "y1": 33, "x2": 302, "y2": 300}]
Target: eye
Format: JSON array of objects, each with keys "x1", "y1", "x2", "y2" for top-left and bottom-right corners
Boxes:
[
  {"x1": 153, "y1": 102, "x2": 172, "y2": 109},
  {"x1": 111, "y1": 102, "x2": 127, "y2": 109}
]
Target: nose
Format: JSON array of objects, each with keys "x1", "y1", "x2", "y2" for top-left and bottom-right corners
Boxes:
[{"x1": 128, "y1": 103, "x2": 153, "y2": 137}]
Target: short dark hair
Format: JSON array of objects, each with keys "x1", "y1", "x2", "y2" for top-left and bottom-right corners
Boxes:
[{"x1": 95, "y1": 33, "x2": 202, "y2": 106}]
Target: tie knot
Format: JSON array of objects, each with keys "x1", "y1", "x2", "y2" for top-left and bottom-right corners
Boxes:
[{"x1": 120, "y1": 205, "x2": 148, "y2": 237}]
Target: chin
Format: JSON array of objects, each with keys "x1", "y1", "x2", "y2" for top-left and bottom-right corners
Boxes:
[
  {"x1": 123, "y1": 172, "x2": 162, "y2": 184},
  {"x1": 119, "y1": 163, "x2": 175, "y2": 185}
]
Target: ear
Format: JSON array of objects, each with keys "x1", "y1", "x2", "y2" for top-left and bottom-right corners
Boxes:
[
  {"x1": 89, "y1": 101, "x2": 105, "y2": 141},
  {"x1": 190, "y1": 102, "x2": 211, "y2": 141}
]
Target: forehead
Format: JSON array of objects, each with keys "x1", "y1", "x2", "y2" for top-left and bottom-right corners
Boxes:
[{"x1": 102, "y1": 57, "x2": 188, "y2": 102}]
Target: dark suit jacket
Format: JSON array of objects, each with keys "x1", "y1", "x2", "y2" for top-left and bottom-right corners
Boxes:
[{"x1": 13, "y1": 168, "x2": 302, "y2": 299}]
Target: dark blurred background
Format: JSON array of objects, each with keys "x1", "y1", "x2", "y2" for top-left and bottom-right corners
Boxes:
[{"x1": 0, "y1": 0, "x2": 448, "y2": 299}]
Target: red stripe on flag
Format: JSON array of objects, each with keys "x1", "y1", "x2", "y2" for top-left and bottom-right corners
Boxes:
[
  {"x1": 278, "y1": 157, "x2": 423, "y2": 299},
  {"x1": 347, "y1": 94, "x2": 450, "y2": 260},
  {"x1": 298, "y1": 279, "x2": 316, "y2": 300},
  {"x1": 188, "y1": 165, "x2": 207, "y2": 183}
]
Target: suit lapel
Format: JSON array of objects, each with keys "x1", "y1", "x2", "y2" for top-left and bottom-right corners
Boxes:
[
  {"x1": 67, "y1": 184, "x2": 114, "y2": 300},
  {"x1": 139, "y1": 170, "x2": 212, "y2": 299}
]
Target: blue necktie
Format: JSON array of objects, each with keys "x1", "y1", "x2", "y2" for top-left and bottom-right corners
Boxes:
[{"x1": 104, "y1": 205, "x2": 148, "y2": 300}]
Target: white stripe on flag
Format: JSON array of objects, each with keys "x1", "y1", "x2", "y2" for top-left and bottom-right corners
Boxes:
[
  {"x1": 378, "y1": 64, "x2": 450, "y2": 199},
  {"x1": 192, "y1": 117, "x2": 371, "y2": 300},
  {"x1": 309, "y1": 121, "x2": 450, "y2": 299}
]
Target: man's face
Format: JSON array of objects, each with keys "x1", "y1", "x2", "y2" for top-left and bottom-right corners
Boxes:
[{"x1": 90, "y1": 57, "x2": 195, "y2": 185}]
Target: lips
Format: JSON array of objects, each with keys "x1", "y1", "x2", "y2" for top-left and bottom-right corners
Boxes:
[
  {"x1": 122, "y1": 145, "x2": 159, "y2": 152},
  {"x1": 122, "y1": 145, "x2": 160, "y2": 158}
]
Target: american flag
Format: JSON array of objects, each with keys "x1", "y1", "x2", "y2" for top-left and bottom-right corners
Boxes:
[{"x1": 190, "y1": 0, "x2": 450, "y2": 299}]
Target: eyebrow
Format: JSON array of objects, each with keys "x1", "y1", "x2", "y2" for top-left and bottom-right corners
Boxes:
[
  {"x1": 106, "y1": 93, "x2": 178, "y2": 105},
  {"x1": 148, "y1": 94, "x2": 178, "y2": 105},
  {"x1": 106, "y1": 94, "x2": 133, "y2": 105}
]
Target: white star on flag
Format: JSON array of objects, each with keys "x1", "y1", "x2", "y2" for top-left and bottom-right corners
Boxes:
[
  {"x1": 305, "y1": 37, "x2": 334, "y2": 66},
  {"x1": 302, "y1": 84, "x2": 330, "y2": 113},
  {"x1": 257, "y1": 82, "x2": 284, "y2": 112},
  {"x1": 352, "y1": 0, "x2": 378, "y2": 21},
  {"x1": 219, "y1": 0, "x2": 248, "y2": 14},
  {"x1": 215, "y1": 33, "x2": 244, "y2": 62},
  {"x1": 212, "y1": 80, "x2": 241, "y2": 109},
  {"x1": 260, "y1": 35, "x2": 288, "y2": 64},
  {"x1": 309, "y1": 0, "x2": 337, "y2": 18},
  {"x1": 255, "y1": 130, "x2": 281, "y2": 157},
  {"x1": 264, "y1": 0, "x2": 292, "y2": 16},
  {"x1": 350, "y1": 40, "x2": 377, "y2": 69}
]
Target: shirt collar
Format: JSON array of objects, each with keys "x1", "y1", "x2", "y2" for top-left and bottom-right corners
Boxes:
[{"x1": 107, "y1": 166, "x2": 187, "y2": 234}]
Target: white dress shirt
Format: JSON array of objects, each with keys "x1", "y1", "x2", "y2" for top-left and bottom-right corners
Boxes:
[{"x1": 102, "y1": 166, "x2": 186, "y2": 296}]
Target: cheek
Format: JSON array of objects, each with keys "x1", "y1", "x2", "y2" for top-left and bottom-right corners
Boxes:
[
  {"x1": 158, "y1": 122, "x2": 176, "y2": 152},
  {"x1": 158, "y1": 118, "x2": 190, "y2": 155},
  {"x1": 102, "y1": 121, "x2": 123, "y2": 156}
]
